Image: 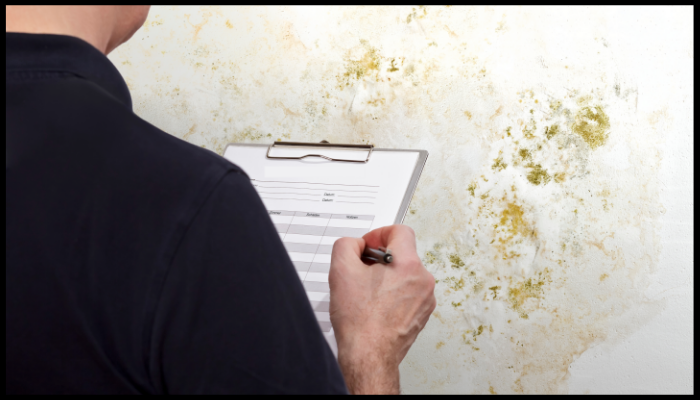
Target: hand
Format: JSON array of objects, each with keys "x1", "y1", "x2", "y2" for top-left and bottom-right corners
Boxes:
[{"x1": 329, "y1": 225, "x2": 436, "y2": 394}]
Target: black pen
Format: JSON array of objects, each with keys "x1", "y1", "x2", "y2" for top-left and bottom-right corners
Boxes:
[{"x1": 362, "y1": 246, "x2": 393, "y2": 264}]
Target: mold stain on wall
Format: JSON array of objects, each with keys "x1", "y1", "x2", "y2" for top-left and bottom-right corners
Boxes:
[{"x1": 110, "y1": 6, "x2": 667, "y2": 394}]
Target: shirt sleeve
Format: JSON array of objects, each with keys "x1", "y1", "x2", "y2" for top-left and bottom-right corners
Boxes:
[{"x1": 148, "y1": 170, "x2": 348, "y2": 394}]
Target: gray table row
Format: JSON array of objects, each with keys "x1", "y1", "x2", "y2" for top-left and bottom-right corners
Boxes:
[
  {"x1": 303, "y1": 280, "x2": 330, "y2": 293},
  {"x1": 269, "y1": 210, "x2": 374, "y2": 220},
  {"x1": 275, "y1": 223, "x2": 369, "y2": 238},
  {"x1": 294, "y1": 261, "x2": 330, "y2": 274},
  {"x1": 285, "y1": 242, "x2": 333, "y2": 254}
]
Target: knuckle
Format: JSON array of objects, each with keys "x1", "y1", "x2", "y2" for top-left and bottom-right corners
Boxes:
[
  {"x1": 403, "y1": 253, "x2": 422, "y2": 266},
  {"x1": 423, "y1": 272, "x2": 436, "y2": 292},
  {"x1": 429, "y1": 296, "x2": 437, "y2": 312},
  {"x1": 333, "y1": 236, "x2": 351, "y2": 247},
  {"x1": 427, "y1": 275, "x2": 436, "y2": 291},
  {"x1": 407, "y1": 258, "x2": 423, "y2": 270},
  {"x1": 400, "y1": 224, "x2": 416, "y2": 237},
  {"x1": 331, "y1": 237, "x2": 352, "y2": 254}
]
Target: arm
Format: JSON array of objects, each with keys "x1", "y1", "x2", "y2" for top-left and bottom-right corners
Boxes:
[{"x1": 329, "y1": 225, "x2": 437, "y2": 394}]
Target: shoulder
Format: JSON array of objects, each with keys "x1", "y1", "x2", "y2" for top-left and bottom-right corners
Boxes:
[{"x1": 8, "y1": 74, "x2": 245, "y2": 190}]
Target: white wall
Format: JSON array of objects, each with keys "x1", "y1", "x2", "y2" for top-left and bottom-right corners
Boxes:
[{"x1": 109, "y1": 6, "x2": 693, "y2": 394}]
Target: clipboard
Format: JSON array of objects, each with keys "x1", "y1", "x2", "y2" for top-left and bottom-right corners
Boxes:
[
  {"x1": 225, "y1": 141, "x2": 428, "y2": 225},
  {"x1": 222, "y1": 140, "x2": 428, "y2": 355}
]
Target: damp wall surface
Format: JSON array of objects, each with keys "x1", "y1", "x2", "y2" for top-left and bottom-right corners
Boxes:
[{"x1": 108, "y1": 6, "x2": 693, "y2": 394}]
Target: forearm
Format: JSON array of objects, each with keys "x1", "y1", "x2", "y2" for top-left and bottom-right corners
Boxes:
[{"x1": 338, "y1": 348, "x2": 400, "y2": 394}]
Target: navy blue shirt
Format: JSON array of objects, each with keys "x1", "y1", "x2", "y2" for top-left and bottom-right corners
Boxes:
[{"x1": 6, "y1": 33, "x2": 346, "y2": 395}]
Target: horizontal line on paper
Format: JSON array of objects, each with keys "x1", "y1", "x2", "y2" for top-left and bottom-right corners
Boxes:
[
  {"x1": 252, "y1": 179, "x2": 379, "y2": 188},
  {"x1": 335, "y1": 201, "x2": 374, "y2": 204},
  {"x1": 261, "y1": 197, "x2": 318, "y2": 202},
  {"x1": 337, "y1": 195, "x2": 376, "y2": 199},
  {"x1": 254, "y1": 185, "x2": 378, "y2": 194},
  {"x1": 257, "y1": 192, "x2": 321, "y2": 196}
]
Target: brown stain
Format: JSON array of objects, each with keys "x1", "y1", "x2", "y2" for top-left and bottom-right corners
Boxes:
[
  {"x1": 436, "y1": 341, "x2": 446, "y2": 349},
  {"x1": 585, "y1": 236, "x2": 616, "y2": 258},
  {"x1": 225, "y1": 19, "x2": 233, "y2": 28},
  {"x1": 444, "y1": 24, "x2": 459, "y2": 38},
  {"x1": 185, "y1": 12, "x2": 211, "y2": 41},
  {"x1": 274, "y1": 101, "x2": 302, "y2": 118},
  {"x1": 490, "y1": 105, "x2": 503, "y2": 120},
  {"x1": 431, "y1": 310, "x2": 446, "y2": 325},
  {"x1": 366, "y1": 97, "x2": 386, "y2": 107},
  {"x1": 276, "y1": 21, "x2": 308, "y2": 52},
  {"x1": 183, "y1": 124, "x2": 197, "y2": 141}
]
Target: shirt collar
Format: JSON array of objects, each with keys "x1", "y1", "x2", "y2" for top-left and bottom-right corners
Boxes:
[{"x1": 6, "y1": 32, "x2": 132, "y2": 109}]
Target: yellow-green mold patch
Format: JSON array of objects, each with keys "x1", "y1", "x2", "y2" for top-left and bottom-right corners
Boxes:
[
  {"x1": 423, "y1": 251, "x2": 438, "y2": 265},
  {"x1": 449, "y1": 254, "x2": 465, "y2": 269},
  {"x1": 507, "y1": 269, "x2": 551, "y2": 319},
  {"x1": 337, "y1": 40, "x2": 381, "y2": 89},
  {"x1": 572, "y1": 105, "x2": 610, "y2": 149},
  {"x1": 514, "y1": 148, "x2": 531, "y2": 166},
  {"x1": 444, "y1": 276, "x2": 466, "y2": 291},
  {"x1": 467, "y1": 182, "x2": 477, "y2": 197},
  {"x1": 545, "y1": 124, "x2": 560, "y2": 140},
  {"x1": 526, "y1": 164, "x2": 552, "y2": 186},
  {"x1": 492, "y1": 156, "x2": 508, "y2": 171}
]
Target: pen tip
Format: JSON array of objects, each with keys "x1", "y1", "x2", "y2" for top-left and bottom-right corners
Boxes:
[{"x1": 385, "y1": 254, "x2": 393, "y2": 263}]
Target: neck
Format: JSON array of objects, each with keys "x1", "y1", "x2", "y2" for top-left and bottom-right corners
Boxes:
[{"x1": 6, "y1": 6, "x2": 118, "y2": 54}]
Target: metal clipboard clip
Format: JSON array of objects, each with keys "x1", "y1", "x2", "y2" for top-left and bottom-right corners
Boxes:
[{"x1": 266, "y1": 140, "x2": 374, "y2": 163}]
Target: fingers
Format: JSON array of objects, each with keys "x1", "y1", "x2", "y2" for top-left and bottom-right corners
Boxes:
[
  {"x1": 331, "y1": 237, "x2": 365, "y2": 267},
  {"x1": 362, "y1": 225, "x2": 417, "y2": 258},
  {"x1": 332, "y1": 236, "x2": 364, "y2": 257},
  {"x1": 329, "y1": 237, "x2": 365, "y2": 292},
  {"x1": 363, "y1": 225, "x2": 422, "y2": 267}
]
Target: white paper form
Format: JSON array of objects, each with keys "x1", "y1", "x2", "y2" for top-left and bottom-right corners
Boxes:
[{"x1": 223, "y1": 144, "x2": 425, "y2": 354}]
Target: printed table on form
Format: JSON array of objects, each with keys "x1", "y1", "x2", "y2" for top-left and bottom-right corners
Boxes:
[{"x1": 268, "y1": 210, "x2": 374, "y2": 332}]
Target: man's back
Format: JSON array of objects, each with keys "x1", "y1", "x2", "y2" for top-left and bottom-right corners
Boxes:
[{"x1": 6, "y1": 32, "x2": 346, "y2": 394}]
